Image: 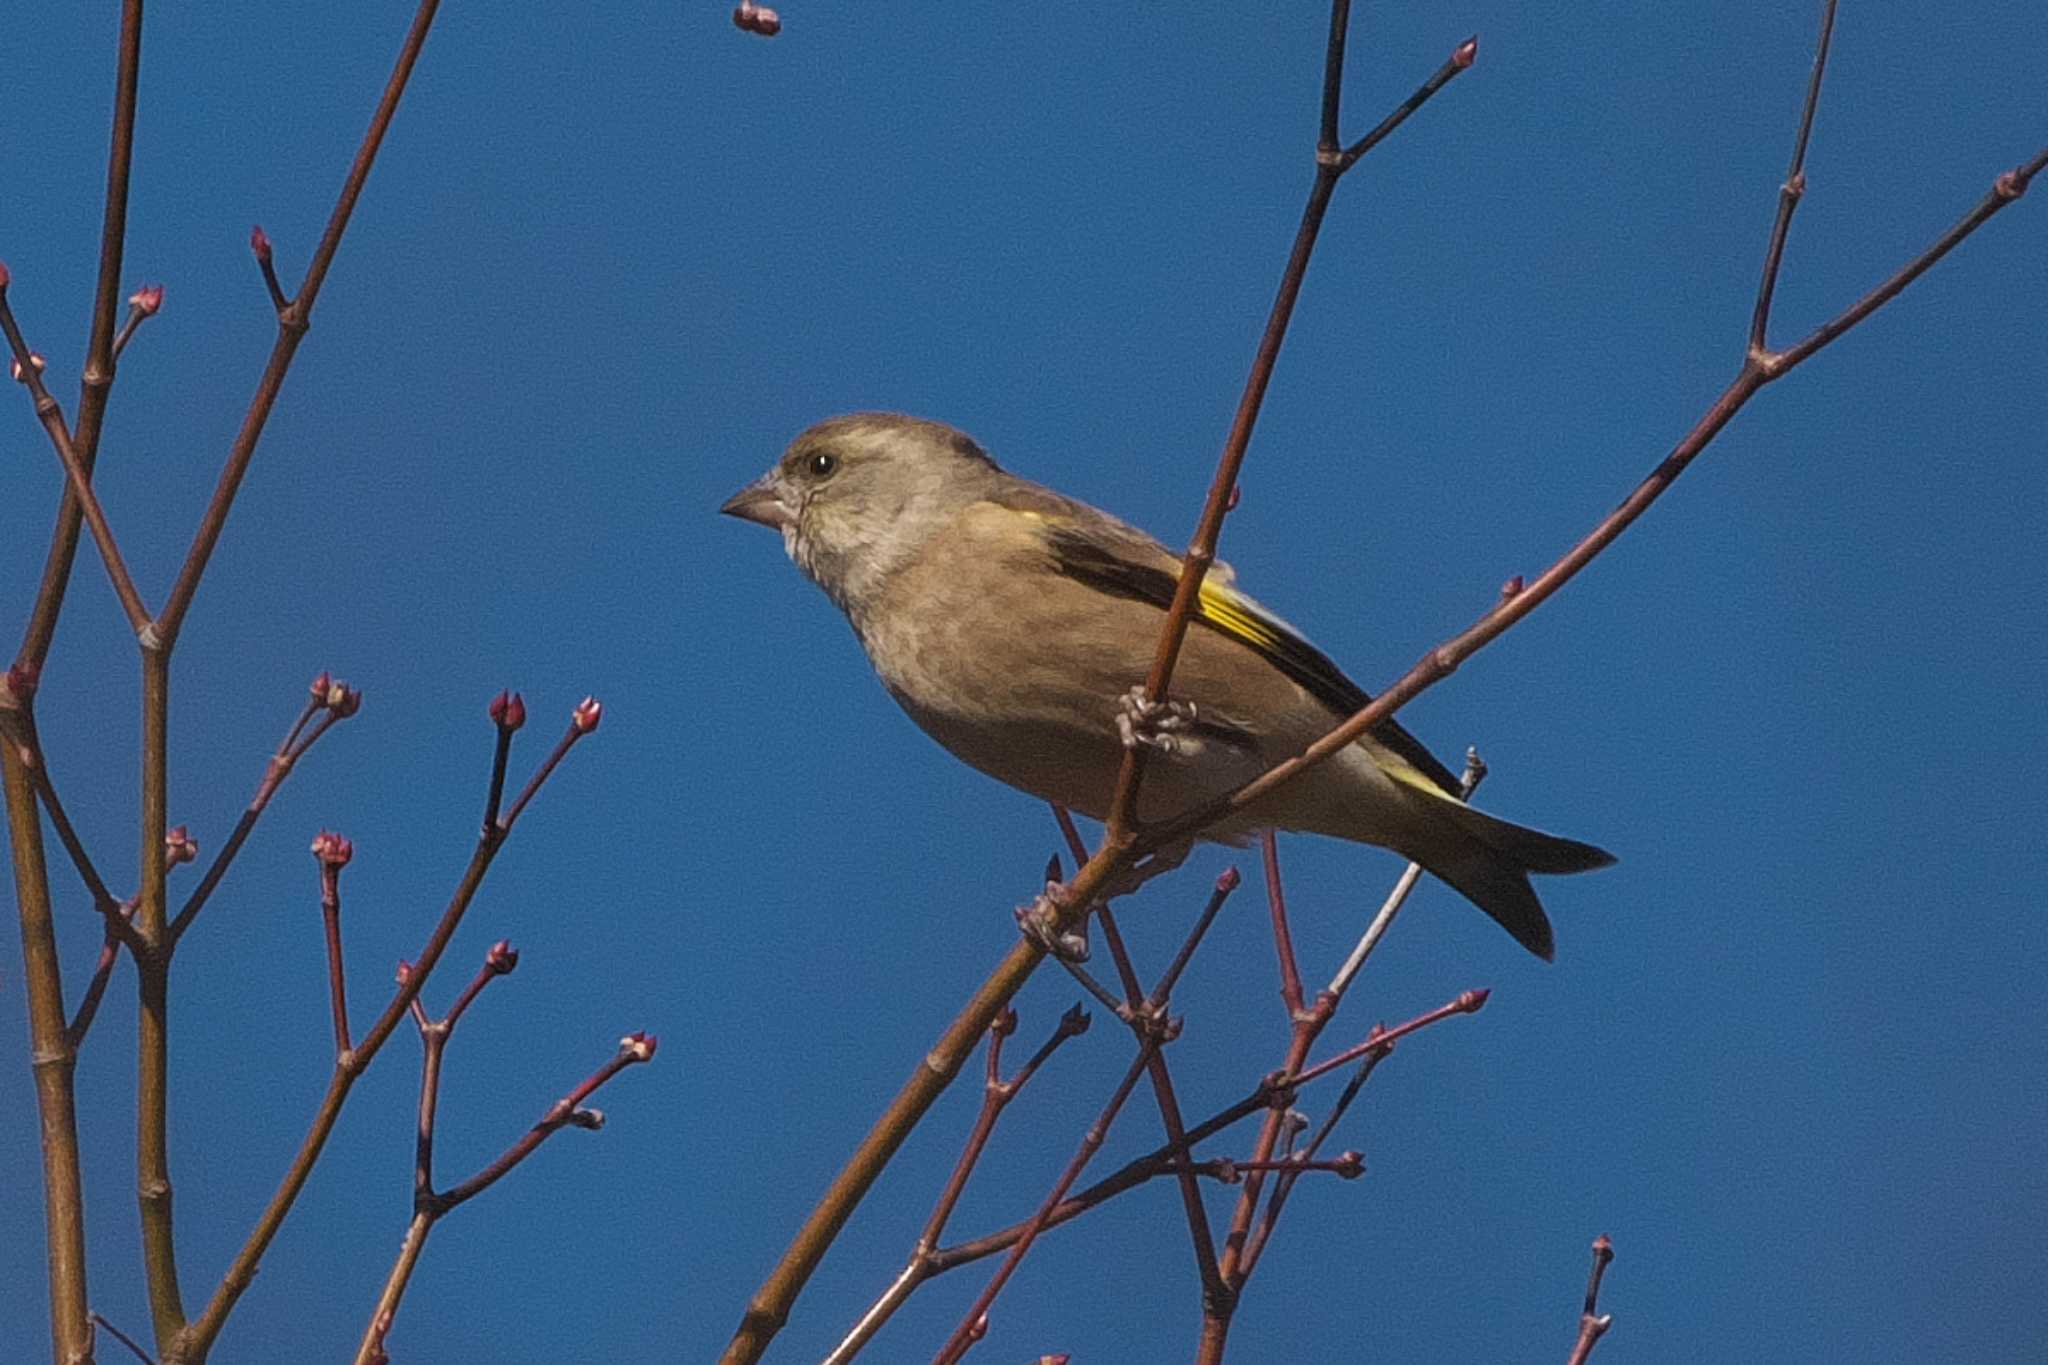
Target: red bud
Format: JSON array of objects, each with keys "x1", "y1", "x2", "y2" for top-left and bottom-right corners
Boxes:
[
  {"x1": 395, "y1": 959, "x2": 413, "y2": 986},
  {"x1": 251, "y1": 225, "x2": 273, "y2": 262},
  {"x1": 129, "y1": 284, "x2": 164, "y2": 315},
  {"x1": 1452, "y1": 36, "x2": 1478, "y2": 69},
  {"x1": 732, "y1": 2, "x2": 781, "y2": 35},
  {"x1": 0, "y1": 260, "x2": 10, "y2": 288},
  {"x1": 490, "y1": 689, "x2": 527, "y2": 730},
  {"x1": 621, "y1": 1031, "x2": 658, "y2": 1062},
  {"x1": 311, "y1": 829, "x2": 354, "y2": 868},
  {"x1": 1215, "y1": 866, "x2": 1241, "y2": 894},
  {"x1": 572, "y1": 696, "x2": 602, "y2": 734},
  {"x1": 310, "y1": 670, "x2": 333, "y2": 701},
  {"x1": 486, "y1": 939, "x2": 520, "y2": 975}
]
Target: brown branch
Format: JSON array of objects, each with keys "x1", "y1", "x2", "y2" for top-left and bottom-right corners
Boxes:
[
  {"x1": 826, "y1": 1005, "x2": 1087, "y2": 1364},
  {"x1": 168, "y1": 675, "x2": 358, "y2": 943},
  {"x1": 1259, "y1": 833, "x2": 1303, "y2": 1018},
  {"x1": 1143, "y1": 145, "x2": 2048, "y2": 858},
  {"x1": 351, "y1": 943, "x2": 531, "y2": 1365},
  {"x1": 69, "y1": 900, "x2": 138, "y2": 1046},
  {"x1": 1, "y1": 742, "x2": 94, "y2": 1362},
  {"x1": 1100, "y1": 16, "x2": 1473, "y2": 842},
  {"x1": 718, "y1": 19, "x2": 1471, "y2": 1360},
  {"x1": 0, "y1": 278, "x2": 153, "y2": 636},
  {"x1": 1563, "y1": 1235, "x2": 1616, "y2": 1365},
  {"x1": 1750, "y1": 1, "x2": 1835, "y2": 355},
  {"x1": 154, "y1": 0, "x2": 445, "y2": 649},
  {"x1": 136, "y1": 648, "x2": 185, "y2": 1348},
  {"x1": 13, "y1": 0, "x2": 146, "y2": 673},
  {"x1": 934, "y1": 1046, "x2": 1158, "y2": 1364},
  {"x1": 167, "y1": 692, "x2": 585, "y2": 1365},
  {"x1": 314, "y1": 834, "x2": 356, "y2": 1055}
]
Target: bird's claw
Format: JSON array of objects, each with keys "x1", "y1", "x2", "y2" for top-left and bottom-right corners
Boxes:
[
  {"x1": 1116, "y1": 685, "x2": 1198, "y2": 756},
  {"x1": 1015, "y1": 886, "x2": 1090, "y2": 962}
]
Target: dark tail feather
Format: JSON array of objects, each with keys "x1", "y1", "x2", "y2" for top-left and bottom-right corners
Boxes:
[
  {"x1": 1426, "y1": 855, "x2": 1559, "y2": 960},
  {"x1": 1409, "y1": 798, "x2": 1616, "y2": 961}
]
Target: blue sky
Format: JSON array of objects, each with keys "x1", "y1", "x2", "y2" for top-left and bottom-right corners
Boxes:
[{"x1": 3, "y1": 4, "x2": 2044, "y2": 1362}]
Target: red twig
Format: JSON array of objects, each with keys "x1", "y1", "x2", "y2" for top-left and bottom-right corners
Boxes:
[
  {"x1": 826, "y1": 1006, "x2": 1089, "y2": 1363},
  {"x1": 354, "y1": 948, "x2": 646, "y2": 1365},
  {"x1": 168, "y1": 674, "x2": 359, "y2": 943},
  {"x1": 1563, "y1": 1235, "x2": 1616, "y2": 1365}
]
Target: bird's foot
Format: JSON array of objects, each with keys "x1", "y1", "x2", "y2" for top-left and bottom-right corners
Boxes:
[
  {"x1": 1116, "y1": 685, "x2": 1199, "y2": 757},
  {"x1": 1015, "y1": 884, "x2": 1091, "y2": 962}
]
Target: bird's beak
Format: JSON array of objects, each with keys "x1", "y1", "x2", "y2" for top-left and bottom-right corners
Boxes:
[{"x1": 719, "y1": 477, "x2": 795, "y2": 531}]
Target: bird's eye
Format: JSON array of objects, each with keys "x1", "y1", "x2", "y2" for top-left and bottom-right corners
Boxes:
[{"x1": 808, "y1": 451, "x2": 839, "y2": 479}]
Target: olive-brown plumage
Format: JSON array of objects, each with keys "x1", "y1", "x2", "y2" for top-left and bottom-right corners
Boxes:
[{"x1": 722, "y1": 413, "x2": 1613, "y2": 959}]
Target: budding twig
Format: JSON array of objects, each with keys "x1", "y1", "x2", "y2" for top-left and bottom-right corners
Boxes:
[{"x1": 1563, "y1": 1235, "x2": 1616, "y2": 1365}]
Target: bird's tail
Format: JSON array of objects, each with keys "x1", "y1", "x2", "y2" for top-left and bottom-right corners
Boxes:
[{"x1": 1399, "y1": 791, "x2": 1615, "y2": 961}]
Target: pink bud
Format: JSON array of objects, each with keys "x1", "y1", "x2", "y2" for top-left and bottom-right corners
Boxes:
[
  {"x1": 1452, "y1": 36, "x2": 1478, "y2": 69},
  {"x1": 129, "y1": 284, "x2": 164, "y2": 315},
  {"x1": 334, "y1": 686, "x2": 362, "y2": 718},
  {"x1": 621, "y1": 1031, "x2": 658, "y2": 1062},
  {"x1": 0, "y1": 260, "x2": 10, "y2": 288},
  {"x1": 1333, "y1": 1149, "x2": 1366, "y2": 1179},
  {"x1": 1215, "y1": 866, "x2": 1241, "y2": 894},
  {"x1": 164, "y1": 825, "x2": 199, "y2": 865},
  {"x1": 572, "y1": 696, "x2": 602, "y2": 734},
  {"x1": 310, "y1": 670, "x2": 333, "y2": 702},
  {"x1": 311, "y1": 829, "x2": 354, "y2": 868},
  {"x1": 395, "y1": 959, "x2": 414, "y2": 986},
  {"x1": 490, "y1": 689, "x2": 527, "y2": 730},
  {"x1": 486, "y1": 939, "x2": 520, "y2": 975},
  {"x1": 1500, "y1": 574, "x2": 1524, "y2": 599},
  {"x1": 1225, "y1": 484, "x2": 1242, "y2": 512},
  {"x1": 251, "y1": 225, "x2": 273, "y2": 263},
  {"x1": 1457, "y1": 987, "x2": 1490, "y2": 1013},
  {"x1": 732, "y1": 2, "x2": 781, "y2": 35}
]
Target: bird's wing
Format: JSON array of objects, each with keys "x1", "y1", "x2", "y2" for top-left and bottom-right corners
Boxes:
[{"x1": 996, "y1": 483, "x2": 1464, "y2": 798}]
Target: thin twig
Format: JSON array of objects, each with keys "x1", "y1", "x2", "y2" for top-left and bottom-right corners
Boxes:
[
  {"x1": 1750, "y1": 0, "x2": 1836, "y2": 355},
  {"x1": 12, "y1": 0, "x2": 146, "y2": 674},
  {"x1": 169, "y1": 678, "x2": 357, "y2": 943},
  {"x1": 169, "y1": 690, "x2": 581, "y2": 1364},
  {"x1": 154, "y1": 0, "x2": 446, "y2": 648},
  {"x1": 1563, "y1": 1235, "x2": 1616, "y2": 1365},
  {"x1": 825, "y1": 1007, "x2": 1087, "y2": 1363},
  {"x1": 1326, "y1": 748, "x2": 1487, "y2": 997},
  {"x1": 0, "y1": 281, "x2": 153, "y2": 634},
  {"x1": 92, "y1": 1310, "x2": 156, "y2": 1364},
  {"x1": 933, "y1": 1047, "x2": 1157, "y2": 1364}
]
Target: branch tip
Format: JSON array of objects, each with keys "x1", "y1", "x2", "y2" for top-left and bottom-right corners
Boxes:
[
  {"x1": 490, "y1": 689, "x2": 527, "y2": 730},
  {"x1": 621, "y1": 1030, "x2": 658, "y2": 1062},
  {"x1": 485, "y1": 939, "x2": 520, "y2": 975},
  {"x1": 733, "y1": 2, "x2": 782, "y2": 36},
  {"x1": 1452, "y1": 35, "x2": 1478, "y2": 69},
  {"x1": 571, "y1": 695, "x2": 603, "y2": 734},
  {"x1": 1059, "y1": 1002, "x2": 1092, "y2": 1037},
  {"x1": 1215, "y1": 865, "x2": 1241, "y2": 894},
  {"x1": 311, "y1": 829, "x2": 354, "y2": 868},
  {"x1": 1457, "y1": 987, "x2": 1490, "y2": 1013},
  {"x1": 129, "y1": 283, "x2": 164, "y2": 315}
]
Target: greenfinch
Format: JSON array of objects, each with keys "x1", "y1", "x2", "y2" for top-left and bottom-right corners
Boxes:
[{"x1": 722, "y1": 413, "x2": 1613, "y2": 959}]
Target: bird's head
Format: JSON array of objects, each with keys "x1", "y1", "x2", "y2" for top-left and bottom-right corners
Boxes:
[{"x1": 721, "y1": 412, "x2": 1001, "y2": 613}]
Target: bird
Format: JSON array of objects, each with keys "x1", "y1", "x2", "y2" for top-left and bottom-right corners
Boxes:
[{"x1": 721, "y1": 412, "x2": 1613, "y2": 959}]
